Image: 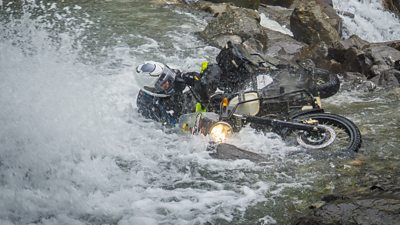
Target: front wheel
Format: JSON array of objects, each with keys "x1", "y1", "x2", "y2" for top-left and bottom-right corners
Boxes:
[{"x1": 292, "y1": 113, "x2": 362, "y2": 153}]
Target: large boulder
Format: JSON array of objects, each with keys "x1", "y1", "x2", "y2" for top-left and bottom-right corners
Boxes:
[
  {"x1": 199, "y1": 5, "x2": 269, "y2": 51},
  {"x1": 203, "y1": 0, "x2": 260, "y2": 9},
  {"x1": 290, "y1": 0, "x2": 342, "y2": 46}
]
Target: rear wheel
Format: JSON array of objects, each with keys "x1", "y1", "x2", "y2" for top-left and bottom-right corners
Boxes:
[{"x1": 292, "y1": 113, "x2": 362, "y2": 153}]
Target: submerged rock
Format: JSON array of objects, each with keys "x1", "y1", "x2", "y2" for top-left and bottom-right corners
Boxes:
[{"x1": 209, "y1": 143, "x2": 267, "y2": 162}]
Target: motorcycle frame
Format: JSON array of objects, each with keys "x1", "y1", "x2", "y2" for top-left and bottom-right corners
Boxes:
[{"x1": 219, "y1": 89, "x2": 326, "y2": 133}]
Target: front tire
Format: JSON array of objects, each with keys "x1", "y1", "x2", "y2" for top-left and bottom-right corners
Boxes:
[{"x1": 292, "y1": 113, "x2": 362, "y2": 153}]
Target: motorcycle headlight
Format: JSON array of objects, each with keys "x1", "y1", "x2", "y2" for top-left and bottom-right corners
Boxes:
[{"x1": 209, "y1": 122, "x2": 233, "y2": 143}]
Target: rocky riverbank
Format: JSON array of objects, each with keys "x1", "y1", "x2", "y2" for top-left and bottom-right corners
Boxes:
[{"x1": 159, "y1": 0, "x2": 400, "y2": 91}]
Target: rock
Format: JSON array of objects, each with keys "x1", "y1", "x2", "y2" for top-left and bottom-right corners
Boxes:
[
  {"x1": 383, "y1": 0, "x2": 400, "y2": 14},
  {"x1": 290, "y1": 0, "x2": 342, "y2": 46},
  {"x1": 294, "y1": 41, "x2": 341, "y2": 72},
  {"x1": 328, "y1": 35, "x2": 400, "y2": 85},
  {"x1": 203, "y1": 0, "x2": 260, "y2": 9},
  {"x1": 260, "y1": 0, "x2": 294, "y2": 8},
  {"x1": 360, "y1": 44, "x2": 400, "y2": 79},
  {"x1": 378, "y1": 40, "x2": 400, "y2": 51},
  {"x1": 395, "y1": 60, "x2": 400, "y2": 70},
  {"x1": 266, "y1": 29, "x2": 307, "y2": 63},
  {"x1": 328, "y1": 35, "x2": 369, "y2": 64},
  {"x1": 208, "y1": 143, "x2": 267, "y2": 162},
  {"x1": 199, "y1": 5, "x2": 268, "y2": 50},
  {"x1": 340, "y1": 72, "x2": 377, "y2": 92},
  {"x1": 195, "y1": 2, "x2": 231, "y2": 16},
  {"x1": 258, "y1": 5, "x2": 293, "y2": 30},
  {"x1": 370, "y1": 68, "x2": 400, "y2": 88},
  {"x1": 292, "y1": 186, "x2": 400, "y2": 225}
]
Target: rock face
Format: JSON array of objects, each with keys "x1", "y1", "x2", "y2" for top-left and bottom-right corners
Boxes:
[
  {"x1": 200, "y1": 6, "x2": 268, "y2": 50},
  {"x1": 204, "y1": 0, "x2": 260, "y2": 9},
  {"x1": 290, "y1": 0, "x2": 342, "y2": 46}
]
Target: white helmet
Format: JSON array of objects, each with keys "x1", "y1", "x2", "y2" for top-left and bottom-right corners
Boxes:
[{"x1": 135, "y1": 61, "x2": 177, "y2": 97}]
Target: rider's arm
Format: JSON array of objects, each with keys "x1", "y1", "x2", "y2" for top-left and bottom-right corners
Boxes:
[{"x1": 175, "y1": 71, "x2": 209, "y2": 102}]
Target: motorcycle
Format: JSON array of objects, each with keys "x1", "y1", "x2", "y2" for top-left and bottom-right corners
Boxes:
[
  {"x1": 178, "y1": 43, "x2": 362, "y2": 154},
  {"x1": 178, "y1": 87, "x2": 362, "y2": 154}
]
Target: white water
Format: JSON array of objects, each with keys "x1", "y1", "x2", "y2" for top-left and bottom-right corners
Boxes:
[{"x1": 333, "y1": 0, "x2": 400, "y2": 42}]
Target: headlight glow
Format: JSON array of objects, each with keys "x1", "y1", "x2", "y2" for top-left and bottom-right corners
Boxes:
[{"x1": 209, "y1": 122, "x2": 233, "y2": 143}]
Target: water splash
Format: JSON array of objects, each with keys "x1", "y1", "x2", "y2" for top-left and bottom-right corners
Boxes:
[{"x1": 0, "y1": 1, "x2": 307, "y2": 224}]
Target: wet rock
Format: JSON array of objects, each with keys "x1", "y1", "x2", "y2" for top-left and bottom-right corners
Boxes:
[
  {"x1": 370, "y1": 68, "x2": 400, "y2": 88},
  {"x1": 383, "y1": 40, "x2": 400, "y2": 51},
  {"x1": 328, "y1": 35, "x2": 369, "y2": 64},
  {"x1": 358, "y1": 44, "x2": 400, "y2": 80},
  {"x1": 383, "y1": 0, "x2": 400, "y2": 14},
  {"x1": 327, "y1": 35, "x2": 400, "y2": 87},
  {"x1": 340, "y1": 72, "x2": 377, "y2": 92},
  {"x1": 294, "y1": 41, "x2": 342, "y2": 72},
  {"x1": 209, "y1": 143, "x2": 267, "y2": 162},
  {"x1": 290, "y1": 1, "x2": 342, "y2": 46},
  {"x1": 203, "y1": 0, "x2": 260, "y2": 9},
  {"x1": 258, "y1": 5, "x2": 293, "y2": 30},
  {"x1": 266, "y1": 29, "x2": 307, "y2": 63},
  {"x1": 195, "y1": 2, "x2": 231, "y2": 16},
  {"x1": 199, "y1": 5, "x2": 268, "y2": 50},
  {"x1": 292, "y1": 185, "x2": 400, "y2": 225}
]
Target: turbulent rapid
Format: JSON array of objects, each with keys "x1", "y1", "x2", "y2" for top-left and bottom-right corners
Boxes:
[{"x1": 0, "y1": 0, "x2": 399, "y2": 225}]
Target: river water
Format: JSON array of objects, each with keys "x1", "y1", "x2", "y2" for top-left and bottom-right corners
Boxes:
[{"x1": 0, "y1": 0, "x2": 399, "y2": 224}]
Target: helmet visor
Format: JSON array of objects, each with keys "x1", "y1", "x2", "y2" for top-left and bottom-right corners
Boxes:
[{"x1": 155, "y1": 67, "x2": 176, "y2": 95}]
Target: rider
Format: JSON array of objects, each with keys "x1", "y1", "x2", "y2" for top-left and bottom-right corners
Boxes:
[{"x1": 135, "y1": 61, "x2": 221, "y2": 126}]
